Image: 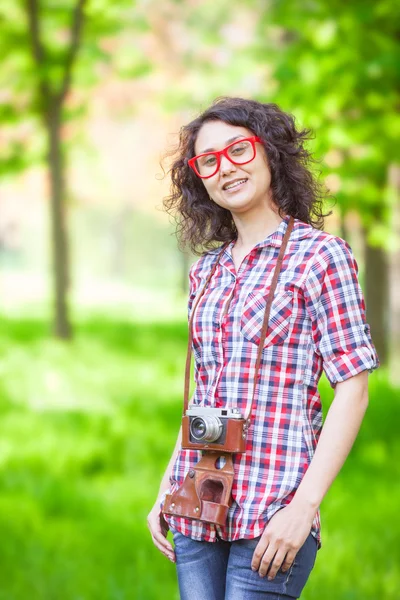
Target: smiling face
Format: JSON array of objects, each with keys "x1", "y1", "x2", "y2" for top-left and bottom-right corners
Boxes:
[{"x1": 193, "y1": 120, "x2": 274, "y2": 216}]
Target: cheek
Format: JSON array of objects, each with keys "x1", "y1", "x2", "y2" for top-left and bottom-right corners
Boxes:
[
  {"x1": 202, "y1": 178, "x2": 218, "y2": 197},
  {"x1": 254, "y1": 161, "x2": 271, "y2": 187}
]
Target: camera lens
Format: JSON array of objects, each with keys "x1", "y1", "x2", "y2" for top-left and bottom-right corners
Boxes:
[
  {"x1": 190, "y1": 416, "x2": 223, "y2": 442},
  {"x1": 191, "y1": 417, "x2": 206, "y2": 439}
]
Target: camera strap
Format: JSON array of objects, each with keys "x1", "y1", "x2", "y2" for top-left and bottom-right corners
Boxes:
[{"x1": 183, "y1": 216, "x2": 294, "y2": 425}]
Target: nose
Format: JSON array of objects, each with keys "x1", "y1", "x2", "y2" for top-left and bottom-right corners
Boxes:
[{"x1": 219, "y1": 154, "x2": 236, "y2": 175}]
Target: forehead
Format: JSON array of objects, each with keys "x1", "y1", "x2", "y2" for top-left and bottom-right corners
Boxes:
[{"x1": 194, "y1": 121, "x2": 253, "y2": 154}]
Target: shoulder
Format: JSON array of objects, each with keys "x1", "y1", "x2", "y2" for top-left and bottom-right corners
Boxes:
[
  {"x1": 297, "y1": 226, "x2": 359, "y2": 295},
  {"x1": 317, "y1": 234, "x2": 355, "y2": 268},
  {"x1": 296, "y1": 222, "x2": 355, "y2": 268}
]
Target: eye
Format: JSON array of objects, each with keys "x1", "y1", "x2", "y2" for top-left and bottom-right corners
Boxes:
[
  {"x1": 229, "y1": 143, "x2": 247, "y2": 155},
  {"x1": 200, "y1": 154, "x2": 217, "y2": 166}
]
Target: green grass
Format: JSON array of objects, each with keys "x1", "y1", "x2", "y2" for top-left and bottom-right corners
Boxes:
[{"x1": 0, "y1": 313, "x2": 398, "y2": 599}]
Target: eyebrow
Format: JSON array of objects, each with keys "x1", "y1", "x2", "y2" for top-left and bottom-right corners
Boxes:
[{"x1": 198, "y1": 135, "x2": 245, "y2": 155}]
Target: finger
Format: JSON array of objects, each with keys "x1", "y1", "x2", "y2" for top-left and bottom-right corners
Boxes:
[
  {"x1": 148, "y1": 515, "x2": 174, "y2": 553},
  {"x1": 265, "y1": 548, "x2": 287, "y2": 580},
  {"x1": 152, "y1": 526, "x2": 174, "y2": 553},
  {"x1": 281, "y1": 549, "x2": 296, "y2": 573},
  {"x1": 147, "y1": 513, "x2": 168, "y2": 540},
  {"x1": 258, "y1": 545, "x2": 278, "y2": 578},
  {"x1": 251, "y1": 538, "x2": 269, "y2": 571},
  {"x1": 150, "y1": 526, "x2": 175, "y2": 558},
  {"x1": 151, "y1": 534, "x2": 176, "y2": 562}
]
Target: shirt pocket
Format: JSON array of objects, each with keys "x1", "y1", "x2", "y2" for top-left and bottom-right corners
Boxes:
[{"x1": 240, "y1": 288, "x2": 294, "y2": 347}]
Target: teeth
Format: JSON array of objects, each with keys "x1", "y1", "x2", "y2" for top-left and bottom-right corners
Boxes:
[{"x1": 225, "y1": 179, "x2": 247, "y2": 190}]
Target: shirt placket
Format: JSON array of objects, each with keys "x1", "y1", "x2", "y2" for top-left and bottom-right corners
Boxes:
[
  {"x1": 212, "y1": 249, "x2": 257, "y2": 407},
  {"x1": 206, "y1": 257, "x2": 236, "y2": 406}
]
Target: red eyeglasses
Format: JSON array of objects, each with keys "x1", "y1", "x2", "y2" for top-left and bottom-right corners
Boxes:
[{"x1": 188, "y1": 136, "x2": 263, "y2": 179}]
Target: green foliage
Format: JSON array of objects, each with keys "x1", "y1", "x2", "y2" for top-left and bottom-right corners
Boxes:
[
  {"x1": 0, "y1": 313, "x2": 184, "y2": 599},
  {"x1": 0, "y1": 0, "x2": 152, "y2": 174},
  {"x1": 0, "y1": 141, "x2": 33, "y2": 175},
  {"x1": 255, "y1": 0, "x2": 400, "y2": 236},
  {"x1": 0, "y1": 309, "x2": 398, "y2": 598}
]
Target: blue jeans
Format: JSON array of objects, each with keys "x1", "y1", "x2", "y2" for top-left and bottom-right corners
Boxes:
[{"x1": 172, "y1": 530, "x2": 318, "y2": 600}]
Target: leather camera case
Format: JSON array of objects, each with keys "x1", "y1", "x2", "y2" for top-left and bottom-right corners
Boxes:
[{"x1": 163, "y1": 452, "x2": 235, "y2": 526}]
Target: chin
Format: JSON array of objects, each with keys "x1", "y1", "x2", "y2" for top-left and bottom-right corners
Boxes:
[{"x1": 224, "y1": 198, "x2": 255, "y2": 212}]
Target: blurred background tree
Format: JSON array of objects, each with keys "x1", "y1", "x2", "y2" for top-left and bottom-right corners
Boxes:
[{"x1": 0, "y1": 0, "x2": 150, "y2": 338}]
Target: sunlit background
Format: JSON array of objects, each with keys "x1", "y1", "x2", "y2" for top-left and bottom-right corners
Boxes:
[{"x1": 0, "y1": 1, "x2": 399, "y2": 598}]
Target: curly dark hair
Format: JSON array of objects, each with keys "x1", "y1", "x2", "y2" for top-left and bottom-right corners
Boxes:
[{"x1": 163, "y1": 97, "x2": 331, "y2": 255}]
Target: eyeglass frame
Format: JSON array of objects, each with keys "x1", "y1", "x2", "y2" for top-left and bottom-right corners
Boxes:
[{"x1": 188, "y1": 136, "x2": 263, "y2": 179}]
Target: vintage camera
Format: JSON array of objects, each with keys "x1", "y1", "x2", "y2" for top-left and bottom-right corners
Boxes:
[
  {"x1": 163, "y1": 407, "x2": 246, "y2": 524},
  {"x1": 181, "y1": 406, "x2": 247, "y2": 453},
  {"x1": 163, "y1": 406, "x2": 247, "y2": 525}
]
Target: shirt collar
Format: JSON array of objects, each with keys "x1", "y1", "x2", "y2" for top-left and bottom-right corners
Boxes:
[
  {"x1": 254, "y1": 214, "x2": 313, "y2": 248},
  {"x1": 228, "y1": 214, "x2": 313, "y2": 252},
  {"x1": 208, "y1": 215, "x2": 314, "y2": 260}
]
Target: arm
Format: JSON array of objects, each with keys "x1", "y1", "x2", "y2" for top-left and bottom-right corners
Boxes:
[
  {"x1": 147, "y1": 262, "x2": 201, "y2": 560},
  {"x1": 252, "y1": 237, "x2": 379, "y2": 579},
  {"x1": 251, "y1": 371, "x2": 368, "y2": 578},
  {"x1": 292, "y1": 370, "x2": 368, "y2": 511},
  {"x1": 156, "y1": 424, "x2": 182, "y2": 503},
  {"x1": 147, "y1": 425, "x2": 182, "y2": 563}
]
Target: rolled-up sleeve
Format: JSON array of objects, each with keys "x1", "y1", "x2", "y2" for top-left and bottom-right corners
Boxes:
[{"x1": 304, "y1": 236, "x2": 380, "y2": 388}]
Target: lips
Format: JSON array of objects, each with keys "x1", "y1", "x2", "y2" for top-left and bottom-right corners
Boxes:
[{"x1": 222, "y1": 178, "x2": 248, "y2": 191}]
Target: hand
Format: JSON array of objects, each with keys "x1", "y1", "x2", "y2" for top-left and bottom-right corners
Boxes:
[
  {"x1": 147, "y1": 499, "x2": 176, "y2": 563},
  {"x1": 251, "y1": 502, "x2": 315, "y2": 579}
]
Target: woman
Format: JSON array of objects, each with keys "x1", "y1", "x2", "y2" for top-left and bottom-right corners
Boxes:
[{"x1": 147, "y1": 97, "x2": 379, "y2": 600}]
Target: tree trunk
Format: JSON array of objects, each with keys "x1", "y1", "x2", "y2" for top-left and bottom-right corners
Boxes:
[
  {"x1": 364, "y1": 238, "x2": 389, "y2": 365},
  {"x1": 45, "y1": 104, "x2": 72, "y2": 339}
]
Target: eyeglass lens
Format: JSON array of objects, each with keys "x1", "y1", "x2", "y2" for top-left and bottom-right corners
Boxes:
[{"x1": 196, "y1": 140, "x2": 255, "y2": 177}]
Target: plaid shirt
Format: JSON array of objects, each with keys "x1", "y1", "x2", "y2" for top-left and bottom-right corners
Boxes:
[{"x1": 162, "y1": 215, "x2": 379, "y2": 546}]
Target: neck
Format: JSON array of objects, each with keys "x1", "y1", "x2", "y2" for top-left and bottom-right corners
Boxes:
[{"x1": 232, "y1": 205, "x2": 286, "y2": 249}]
